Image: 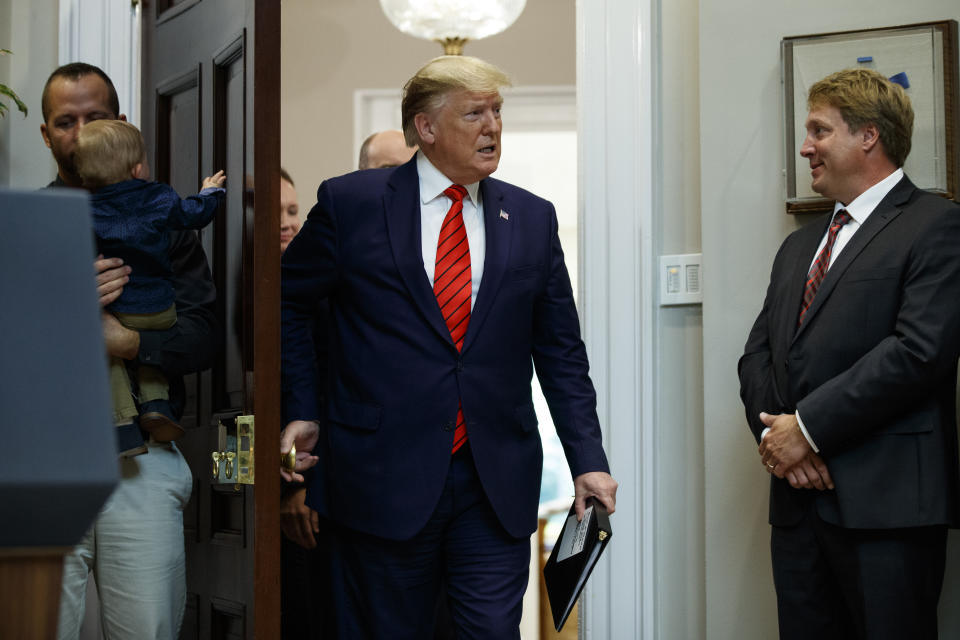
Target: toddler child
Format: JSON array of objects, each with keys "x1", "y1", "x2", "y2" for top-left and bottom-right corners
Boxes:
[{"x1": 75, "y1": 119, "x2": 225, "y2": 457}]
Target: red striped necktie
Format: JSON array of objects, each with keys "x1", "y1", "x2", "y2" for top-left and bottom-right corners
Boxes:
[
  {"x1": 798, "y1": 209, "x2": 852, "y2": 326},
  {"x1": 434, "y1": 184, "x2": 471, "y2": 453}
]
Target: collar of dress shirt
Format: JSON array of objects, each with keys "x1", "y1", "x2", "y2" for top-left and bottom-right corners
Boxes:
[
  {"x1": 416, "y1": 151, "x2": 481, "y2": 206},
  {"x1": 833, "y1": 167, "x2": 904, "y2": 225}
]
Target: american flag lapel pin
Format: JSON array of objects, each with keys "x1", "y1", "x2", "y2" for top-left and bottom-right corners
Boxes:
[{"x1": 500, "y1": 210, "x2": 509, "y2": 221}]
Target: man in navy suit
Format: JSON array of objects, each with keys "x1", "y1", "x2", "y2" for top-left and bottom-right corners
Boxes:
[
  {"x1": 739, "y1": 68, "x2": 960, "y2": 639},
  {"x1": 280, "y1": 55, "x2": 618, "y2": 638}
]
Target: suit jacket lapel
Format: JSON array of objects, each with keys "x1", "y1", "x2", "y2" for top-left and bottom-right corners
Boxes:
[
  {"x1": 792, "y1": 177, "x2": 913, "y2": 343},
  {"x1": 383, "y1": 158, "x2": 453, "y2": 345},
  {"x1": 462, "y1": 179, "x2": 511, "y2": 353}
]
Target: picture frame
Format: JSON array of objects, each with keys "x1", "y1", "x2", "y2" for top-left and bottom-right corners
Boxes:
[{"x1": 782, "y1": 20, "x2": 959, "y2": 215}]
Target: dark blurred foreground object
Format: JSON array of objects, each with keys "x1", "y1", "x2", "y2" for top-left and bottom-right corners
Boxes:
[{"x1": 0, "y1": 189, "x2": 117, "y2": 639}]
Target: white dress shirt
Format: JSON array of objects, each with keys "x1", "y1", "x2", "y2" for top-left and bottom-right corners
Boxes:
[
  {"x1": 805, "y1": 167, "x2": 905, "y2": 273},
  {"x1": 417, "y1": 152, "x2": 486, "y2": 310}
]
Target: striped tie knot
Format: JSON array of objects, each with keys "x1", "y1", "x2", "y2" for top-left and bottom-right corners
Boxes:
[
  {"x1": 444, "y1": 184, "x2": 467, "y2": 202},
  {"x1": 831, "y1": 209, "x2": 852, "y2": 231}
]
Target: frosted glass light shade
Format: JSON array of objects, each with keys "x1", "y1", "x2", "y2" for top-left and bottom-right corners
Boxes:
[{"x1": 379, "y1": 0, "x2": 526, "y2": 50}]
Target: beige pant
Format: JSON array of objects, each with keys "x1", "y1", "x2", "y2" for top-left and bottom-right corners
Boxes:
[{"x1": 109, "y1": 304, "x2": 177, "y2": 423}]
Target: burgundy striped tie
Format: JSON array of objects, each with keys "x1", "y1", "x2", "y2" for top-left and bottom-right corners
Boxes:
[
  {"x1": 798, "y1": 209, "x2": 852, "y2": 326},
  {"x1": 434, "y1": 184, "x2": 471, "y2": 453}
]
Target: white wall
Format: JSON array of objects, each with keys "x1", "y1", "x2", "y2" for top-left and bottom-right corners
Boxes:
[
  {"x1": 654, "y1": 0, "x2": 704, "y2": 636},
  {"x1": 0, "y1": 0, "x2": 59, "y2": 189},
  {"x1": 700, "y1": 3, "x2": 960, "y2": 639}
]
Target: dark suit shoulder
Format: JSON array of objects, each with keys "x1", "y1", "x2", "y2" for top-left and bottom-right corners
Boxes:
[
  {"x1": 318, "y1": 167, "x2": 394, "y2": 200},
  {"x1": 883, "y1": 174, "x2": 957, "y2": 215},
  {"x1": 483, "y1": 175, "x2": 552, "y2": 208},
  {"x1": 903, "y1": 188, "x2": 960, "y2": 216}
]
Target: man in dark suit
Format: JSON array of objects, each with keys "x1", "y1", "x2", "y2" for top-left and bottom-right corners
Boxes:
[
  {"x1": 280, "y1": 55, "x2": 617, "y2": 639},
  {"x1": 739, "y1": 68, "x2": 960, "y2": 639}
]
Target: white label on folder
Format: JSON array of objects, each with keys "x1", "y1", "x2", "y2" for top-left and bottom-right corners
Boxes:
[{"x1": 556, "y1": 505, "x2": 594, "y2": 562}]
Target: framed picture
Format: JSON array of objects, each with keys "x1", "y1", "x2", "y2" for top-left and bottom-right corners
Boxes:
[{"x1": 782, "y1": 20, "x2": 959, "y2": 215}]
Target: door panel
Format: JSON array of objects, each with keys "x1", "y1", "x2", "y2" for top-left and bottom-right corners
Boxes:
[
  {"x1": 142, "y1": 1, "x2": 280, "y2": 638},
  {"x1": 212, "y1": 37, "x2": 246, "y2": 410}
]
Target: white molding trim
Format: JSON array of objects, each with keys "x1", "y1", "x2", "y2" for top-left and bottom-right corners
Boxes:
[
  {"x1": 58, "y1": 0, "x2": 141, "y2": 126},
  {"x1": 353, "y1": 88, "x2": 405, "y2": 167},
  {"x1": 577, "y1": 0, "x2": 657, "y2": 638}
]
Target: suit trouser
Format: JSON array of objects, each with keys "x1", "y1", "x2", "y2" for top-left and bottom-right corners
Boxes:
[
  {"x1": 771, "y1": 497, "x2": 947, "y2": 640},
  {"x1": 281, "y1": 519, "x2": 334, "y2": 639},
  {"x1": 57, "y1": 441, "x2": 193, "y2": 640},
  {"x1": 329, "y1": 443, "x2": 530, "y2": 640}
]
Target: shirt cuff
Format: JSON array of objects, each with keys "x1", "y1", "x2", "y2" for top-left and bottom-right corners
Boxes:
[
  {"x1": 795, "y1": 411, "x2": 819, "y2": 452},
  {"x1": 137, "y1": 326, "x2": 177, "y2": 368}
]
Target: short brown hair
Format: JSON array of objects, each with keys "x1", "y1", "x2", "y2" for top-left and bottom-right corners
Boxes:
[
  {"x1": 75, "y1": 120, "x2": 145, "y2": 189},
  {"x1": 42, "y1": 62, "x2": 120, "y2": 122},
  {"x1": 808, "y1": 68, "x2": 914, "y2": 167},
  {"x1": 401, "y1": 56, "x2": 512, "y2": 147}
]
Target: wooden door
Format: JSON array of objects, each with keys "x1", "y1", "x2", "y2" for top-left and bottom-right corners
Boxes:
[{"x1": 141, "y1": 1, "x2": 280, "y2": 638}]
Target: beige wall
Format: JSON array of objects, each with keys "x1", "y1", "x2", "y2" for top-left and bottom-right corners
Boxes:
[
  {"x1": 654, "y1": 0, "x2": 705, "y2": 636},
  {"x1": 280, "y1": 0, "x2": 575, "y2": 200},
  {"x1": 0, "y1": 0, "x2": 59, "y2": 189}
]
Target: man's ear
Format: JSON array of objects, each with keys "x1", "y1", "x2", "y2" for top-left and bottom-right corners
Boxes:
[
  {"x1": 414, "y1": 112, "x2": 435, "y2": 145},
  {"x1": 860, "y1": 123, "x2": 880, "y2": 152},
  {"x1": 40, "y1": 123, "x2": 52, "y2": 149},
  {"x1": 119, "y1": 114, "x2": 128, "y2": 122}
]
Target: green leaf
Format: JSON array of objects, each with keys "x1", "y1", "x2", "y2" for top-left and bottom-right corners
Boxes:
[{"x1": 0, "y1": 83, "x2": 28, "y2": 117}]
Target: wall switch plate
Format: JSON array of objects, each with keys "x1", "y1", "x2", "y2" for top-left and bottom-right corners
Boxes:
[{"x1": 659, "y1": 253, "x2": 703, "y2": 306}]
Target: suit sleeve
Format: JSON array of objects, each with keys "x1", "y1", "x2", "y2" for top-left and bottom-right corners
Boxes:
[
  {"x1": 530, "y1": 202, "x2": 610, "y2": 478},
  {"x1": 281, "y1": 180, "x2": 339, "y2": 423},
  {"x1": 137, "y1": 228, "x2": 221, "y2": 376},
  {"x1": 738, "y1": 241, "x2": 791, "y2": 443},
  {"x1": 798, "y1": 205, "x2": 960, "y2": 454}
]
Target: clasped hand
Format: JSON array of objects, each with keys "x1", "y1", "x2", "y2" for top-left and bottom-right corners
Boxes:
[{"x1": 757, "y1": 412, "x2": 834, "y2": 491}]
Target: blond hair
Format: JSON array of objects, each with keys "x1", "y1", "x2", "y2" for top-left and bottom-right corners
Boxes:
[
  {"x1": 808, "y1": 68, "x2": 914, "y2": 167},
  {"x1": 401, "y1": 56, "x2": 512, "y2": 146},
  {"x1": 75, "y1": 119, "x2": 145, "y2": 188}
]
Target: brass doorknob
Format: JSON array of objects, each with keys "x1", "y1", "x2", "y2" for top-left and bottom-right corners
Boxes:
[{"x1": 282, "y1": 443, "x2": 297, "y2": 471}]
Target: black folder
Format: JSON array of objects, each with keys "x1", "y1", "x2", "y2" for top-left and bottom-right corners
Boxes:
[{"x1": 542, "y1": 496, "x2": 613, "y2": 631}]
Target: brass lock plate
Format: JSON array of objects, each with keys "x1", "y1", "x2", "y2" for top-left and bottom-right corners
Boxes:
[{"x1": 211, "y1": 414, "x2": 254, "y2": 486}]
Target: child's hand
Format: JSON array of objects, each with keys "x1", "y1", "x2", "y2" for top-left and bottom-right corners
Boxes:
[{"x1": 202, "y1": 170, "x2": 226, "y2": 190}]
